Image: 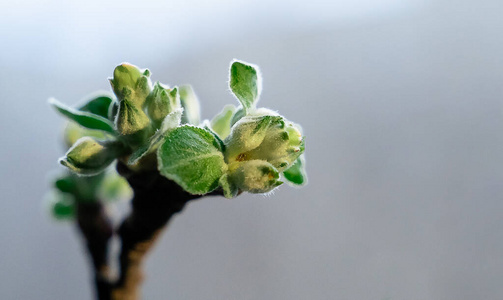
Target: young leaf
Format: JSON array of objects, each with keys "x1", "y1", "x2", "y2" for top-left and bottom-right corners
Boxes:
[
  {"x1": 283, "y1": 155, "x2": 307, "y2": 186},
  {"x1": 158, "y1": 125, "x2": 227, "y2": 195},
  {"x1": 210, "y1": 104, "x2": 236, "y2": 139},
  {"x1": 179, "y1": 85, "x2": 201, "y2": 125},
  {"x1": 54, "y1": 175, "x2": 76, "y2": 194},
  {"x1": 229, "y1": 60, "x2": 262, "y2": 113},
  {"x1": 201, "y1": 120, "x2": 225, "y2": 152},
  {"x1": 78, "y1": 92, "x2": 115, "y2": 119},
  {"x1": 128, "y1": 108, "x2": 182, "y2": 165},
  {"x1": 230, "y1": 106, "x2": 245, "y2": 127},
  {"x1": 47, "y1": 190, "x2": 76, "y2": 220},
  {"x1": 60, "y1": 137, "x2": 124, "y2": 176},
  {"x1": 49, "y1": 98, "x2": 117, "y2": 135}
]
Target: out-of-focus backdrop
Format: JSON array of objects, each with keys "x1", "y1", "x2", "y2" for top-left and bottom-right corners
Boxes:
[{"x1": 1, "y1": 0, "x2": 502, "y2": 299}]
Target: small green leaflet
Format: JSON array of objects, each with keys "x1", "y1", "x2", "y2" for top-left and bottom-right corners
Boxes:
[
  {"x1": 78, "y1": 92, "x2": 115, "y2": 119},
  {"x1": 47, "y1": 190, "x2": 76, "y2": 220},
  {"x1": 158, "y1": 125, "x2": 227, "y2": 195},
  {"x1": 179, "y1": 85, "x2": 201, "y2": 125},
  {"x1": 49, "y1": 98, "x2": 117, "y2": 135},
  {"x1": 283, "y1": 155, "x2": 307, "y2": 186},
  {"x1": 128, "y1": 109, "x2": 182, "y2": 165},
  {"x1": 210, "y1": 104, "x2": 236, "y2": 139},
  {"x1": 229, "y1": 60, "x2": 261, "y2": 114}
]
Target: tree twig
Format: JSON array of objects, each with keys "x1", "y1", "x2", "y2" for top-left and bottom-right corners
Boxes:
[
  {"x1": 76, "y1": 202, "x2": 114, "y2": 300},
  {"x1": 111, "y1": 162, "x2": 222, "y2": 300}
]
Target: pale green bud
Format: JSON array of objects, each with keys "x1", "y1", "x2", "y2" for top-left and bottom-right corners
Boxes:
[
  {"x1": 109, "y1": 63, "x2": 152, "y2": 107},
  {"x1": 225, "y1": 115, "x2": 283, "y2": 161},
  {"x1": 146, "y1": 82, "x2": 181, "y2": 127},
  {"x1": 60, "y1": 137, "x2": 124, "y2": 175},
  {"x1": 225, "y1": 114, "x2": 304, "y2": 171},
  {"x1": 116, "y1": 99, "x2": 151, "y2": 146},
  {"x1": 227, "y1": 160, "x2": 282, "y2": 193}
]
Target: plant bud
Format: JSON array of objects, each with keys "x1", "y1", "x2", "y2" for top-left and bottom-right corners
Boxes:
[
  {"x1": 228, "y1": 160, "x2": 282, "y2": 193},
  {"x1": 60, "y1": 137, "x2": 123, "y2": 175},
  {"x1": 225, "y1": 114, "x2": 304, "y2": 171},
  {"x1": 116, "y1": 99, "x2": 151, "y2": 146},
  {"x1": 146, "y1": 82, "x2": 180, "y2": 127},
  {"x1": 109, "y1": 63, "x2": 152, "y2": 107},
  {"x1": 225, "y1": 115, "x2": 282, "y2": 161}
]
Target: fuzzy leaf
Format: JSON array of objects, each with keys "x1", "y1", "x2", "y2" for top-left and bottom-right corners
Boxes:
[
  {"x1": 46, "y1": 190, "x2": 75, "y2": 220},
  {"x1": 283, "y1": 155, "x2": 307, "y2": 186},
  {"x1": 49, "y1": 98, "x2": 117, "y2": 135},
  {"x1": 230, "y1": 106, "x2": 245, "y2": 127},
  {"x1": 179, "y1": 85, "x2": 201, "y2": 125},
  {"x1": 158, "y1": 125, "x2": 227, "y2": 194},
  {"x1": 229, "y1": 60, "x2": 261, "y2": 113},
  {"x1": 210, "y1": 104, "x2": 236, "y2": 139},
  {"x1": 78, "y1": 93, "x2": 114, "y2": 119}
]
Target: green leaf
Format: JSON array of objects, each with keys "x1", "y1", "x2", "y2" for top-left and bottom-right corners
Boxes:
[
  {"x1": 179, "y1": 85, "x2": 201, "y2": 125},
  {"x1": 49, "y1": 98, "x2": 117, "y2": 135},
  {"x1": 283, "y1": 155, "x2": 307, "y2": 186},
  {"x1": 60, "y1": 137, "x2": 125, "y2": 176},
  {"x1": 78, "y1": 92, "x2": 114, "y2": 119},
  {"x1": 108, "y1": 101, "x2": 119, "y2": 121},
  {"x1": 54, "y1": 176, "x2": 76, "y2": 193},
  {"x1": 201, "y1": 120, "x2": 225, "y2": 153},
  {"x1": 128, "y1": 108, "x2": 182, "y2": 165},
  {"x1": 229, "y1": 60, "x2": 261, "y2": 113},
  {"x1": 46, "y1": 190, "x2": 75, "y2": 220},
  {"x1": 230, "y1": 106, "x2": 245, "y2": 127},
  {"x1": 210, "y1": 104, "x2": 236, "y2": 139},
  {"x1": 158, "y1": 125, "x2": 227, "y2": 195}
]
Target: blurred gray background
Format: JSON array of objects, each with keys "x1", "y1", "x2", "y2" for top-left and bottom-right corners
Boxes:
[{"x1": 1, "y1": 0, "x2": 502, "y2": 299}]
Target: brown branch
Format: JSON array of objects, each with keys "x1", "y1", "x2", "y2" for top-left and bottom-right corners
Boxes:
[
  {"x1": 76, "y1": 201, "x2": 114, "y2": 300},
  {"x1": 111, "y1": 162, "x2": 222, "y2": 300}
]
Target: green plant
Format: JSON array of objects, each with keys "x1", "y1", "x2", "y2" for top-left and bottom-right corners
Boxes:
[{"x1": 46, "y1": 60, "x2": 307, "y2": 299}]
